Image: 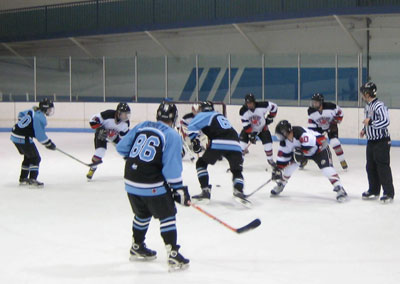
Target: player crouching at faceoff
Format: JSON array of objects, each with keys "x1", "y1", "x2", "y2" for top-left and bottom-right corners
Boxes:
[
  {"x1": 116, "y1": 101, "x2": 190, "y2": 271},
  {"x1": 271, "y1": 120, "x2": 348, "y2": 202},
  {"x1": 307, "y1": 93, "x2": 348, "y2": 170},
  {"x1": 188, "y1": 101, "x2": 251, "y2": 207},
  {"x1": 10, "y1": 98, "x2": 56, "y2": 187},
  {"x1": 87, "y1": 103, "x2": 131, "y2": 180}
]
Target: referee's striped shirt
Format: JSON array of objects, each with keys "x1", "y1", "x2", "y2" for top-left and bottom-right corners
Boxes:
[{"x1": 364, "y1": 98, "x2": 390, "y2": 141}]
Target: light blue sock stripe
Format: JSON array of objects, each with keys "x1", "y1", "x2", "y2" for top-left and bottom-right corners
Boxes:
[
  {"x1": 133, "y1": 224, "x2": 149, "y2": 231},
  {"x1": 160, "y1": 226, "x2": 177, "y2": 233},
  {"x1": 135, "y1": 216, "x2": 152, "y2": 222},
  {"x1": 160, "y1": 216, "x2": 176, "y2": 223}
]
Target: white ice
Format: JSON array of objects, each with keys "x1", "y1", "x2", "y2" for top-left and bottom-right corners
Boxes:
[{"x1": 1, "y1": 132, "x2": 400, "y2": 284}]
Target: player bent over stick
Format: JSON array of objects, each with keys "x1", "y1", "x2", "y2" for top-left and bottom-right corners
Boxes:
[
  {"x1": 187, "y1": 101, "x2": 251, "y2": 207},
  {"x1": 87, "y1": 102, "x2": 131, "y2": 180},
  {"x1": 116, "y1": 101, "x2": 190, "y2": 271},
  {"x1": 271, "y1": 120, "x2": 348, "y2": 202}
]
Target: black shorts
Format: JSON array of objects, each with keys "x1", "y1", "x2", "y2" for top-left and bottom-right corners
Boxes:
[
  {"x1": 127, "y1": 191, "x2": 177, "y2": 220},
  {"x1": 94, "y1": 129, "x2": 107, "y2": 149},
  {"x1": 14, "y1": 141, "x2": 40, "y2": 160},
  {"x1": 327, "y1": 124, "x2": 339, "y2": 139},
  {"x1": 308, "y1": 148, "x2": 333, "y2": 169},
  {"x1": 239, "y1": 128, "x2": 272, "y2": 144},
  {"x1": 202, "y1": 149, "x2": 243, "y2": 172}
]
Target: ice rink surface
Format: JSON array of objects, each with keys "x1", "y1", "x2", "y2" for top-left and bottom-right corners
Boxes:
[{"x1": 1, "y1": 132, "x2": 400, "y2": 284}]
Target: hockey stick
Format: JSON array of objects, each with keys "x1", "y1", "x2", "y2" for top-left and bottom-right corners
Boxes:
[
  {"x1": 56, "y1": 148, "x2": 101, "y2": 167},
  {"x1": 245, "y1": 178, "x2": 272, "y2": 198},
  {"x1": 189, "y1": 202, "x2": 261, "y2": 234}
]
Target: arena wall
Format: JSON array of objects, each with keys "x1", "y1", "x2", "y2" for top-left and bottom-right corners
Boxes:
[{"x1": 0, "y1": 102, "x2": 399, "y2": 145}]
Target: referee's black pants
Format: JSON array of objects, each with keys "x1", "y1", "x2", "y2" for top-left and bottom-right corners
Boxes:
[{"x1": 366, "y1": 137, "x2": 395, "y2": 198}]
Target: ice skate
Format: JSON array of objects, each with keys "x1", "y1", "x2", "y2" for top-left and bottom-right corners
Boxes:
[
  {"x1": 270, "y1": 182, "x2": 285, "y2": 196},
  {"x1": 233, "y1": 188, "x2": 252, "y2": 208},
  {"x1": 28, "y1": 179, "x2": 44, "y2": 188},
  {"x1": 167, "y1": 245, "x2": 189, "y2": 272},
  {"x1": 340, "y1": 160, "x2": 348, "y2": 170},
  {"x1": 19, "y1": 178, "x2": 30, "y2": 186},
  {"x1": 380, "y1": 195, "x2": 393, "y2": 204},
  {"x1": 334, "y1": 185, "x2": 347, "y2": 202},
  {"x1": 192, "y1": 186, "x2": 211, "y2": 203},
  {"x1": 86, "y1": 168, "x2": 96, "y2": 181},
  {"x1": 362, "y1": 191, "x2": 379, "y2": 200},
  {"x1": 129, "y1": 243, "x2": 157, "y2": 261}
]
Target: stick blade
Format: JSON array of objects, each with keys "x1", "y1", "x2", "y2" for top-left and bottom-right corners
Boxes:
[{"x1": 236, "y1": 218, "x2": 261, "y2": 234}]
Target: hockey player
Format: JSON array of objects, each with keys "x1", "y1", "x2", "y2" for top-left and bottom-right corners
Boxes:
[
  {"x1": 307, "y1": 93, "x2": 348, "y2": 170},
  {"x1": 271, "y1": 120, "x2": 348, "y2": 202},
  {"x1": 10, "y1": 98, "x2": 56, "y2": 187},
  {"x1": 178, "y1": 104, "x2": 200, "y2": 161},
  {"x1": 116, "y1": 101, "x2": 190, "y2": 271},
  {"x1": 239, "y1": 93, "x2": 277, "y2": 168},
  {"x1": 86, "y1": 102, "x2": 131, "y2": 180},
  {"x1": 188, "y1": 101, "x2": 250, "y2": 207}
]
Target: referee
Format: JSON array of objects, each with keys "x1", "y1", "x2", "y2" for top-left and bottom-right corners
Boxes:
[{"x1": 359, "y1": 82, "x2": 395, "y2": 203}]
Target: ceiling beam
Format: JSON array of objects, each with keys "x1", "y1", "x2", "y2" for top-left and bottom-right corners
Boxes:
[
  {"x1": 333, "y1": 15, "x2": 363, "y2": 53},
  {"x1": 1, "y1": 43, "x2": 33, "y2": 67},
  {"x1": 69, "y1": 37, "x2": 95, "y2": 58},
  {"x1": 144, "y1": 31, "x2": 175, "y2": 57},
  {"x1": 232, "y1": 23, "x2": 263, "y2": 55}
]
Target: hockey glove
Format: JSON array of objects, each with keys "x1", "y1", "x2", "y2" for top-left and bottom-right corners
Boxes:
[
  {"x1": 294, "y1": 148, "x2": 306, "y2": 164},
  {"x1": 192, "y1": 138, "x2": 202, "y2": 154},
  {"x1": 44, "y1": 139, "x2": 56, "y2": 150},
  {"x1": 172, "y1": 186, "x2": 191, "y2": 206},
  {"x1": 265, "y1": 116, "x2": 274, "y2": 125},
  {"x1": 249, "y1": 132, "x2": 257, "y2": 144},
  {"x1": 96, "y1": 127, "x2": 108, "y2": 141},
  {"x1": 271, "y1": 167, "x2": 283, "y2": 181}
]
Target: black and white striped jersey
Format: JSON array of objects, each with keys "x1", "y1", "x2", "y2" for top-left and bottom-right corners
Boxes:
[{"x1": 364, "y1": 98, "x2": 390, "y2": 141}]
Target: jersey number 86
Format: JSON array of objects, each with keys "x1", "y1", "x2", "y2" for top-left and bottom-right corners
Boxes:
[{"x1": 130, "y1": 134, "x2": 160, "y2": 162}]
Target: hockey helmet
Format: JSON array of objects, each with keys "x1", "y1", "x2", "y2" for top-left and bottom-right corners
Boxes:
[
  {"x1": 244, "y1": 93, "x2": 256, "y2": 110},
  {"x1": 360, "y1": 82, "x2": 377, "y2": 97},
  {"x1": 39, "y1": 98, "x2": 55, "y2": 116},
  {"x1": 275, "y1": 120, "x2": 292, "y2": 141},
  {"x1": 244, "y1": 93, "x2": 256, "y2": 104},
  {"x1": 199, "y1": 101, "x2": 214, "y2": 112},
  {"x1": 156, "y1": 101, "x2": 178, "y2": 126},
  {"x1": 116, "y1": 102, "x2": 131, "y2": 122},
  {"x1": 310, "y1": 93, "x2": 324, "y2": 109}
]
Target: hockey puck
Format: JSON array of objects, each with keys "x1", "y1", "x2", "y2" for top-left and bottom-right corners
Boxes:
[{"x1": 216, "y1": 184, "x2": 221, "y2": 187}]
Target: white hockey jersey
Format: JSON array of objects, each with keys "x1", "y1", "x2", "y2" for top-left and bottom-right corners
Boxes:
[
  {"x1": 307, "y1": 102, "x2": 343, "y2": 133},
  {"x1": 239, "y1": 101, "x2": 278, "y2": 133},
  {"x1": 89, "y1": 110, "x2": 129, "y2": 141},
  {"x1": 277, "y1": 126, "x2": 327, "y2": 167}
]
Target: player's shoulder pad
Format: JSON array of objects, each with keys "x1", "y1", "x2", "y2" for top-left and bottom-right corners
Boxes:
[
  {"x1": 101, "y1": 110, "x2": 116, "y2": 119},
  {"x1": 307, "y1": 107, "x2": 317, "y2": 115},
  {"x1": 256, "y1": 101, "x2": 269, "y2": 108},
  {"x1": 323, "y1": 102, "x2": 336, "y2": 110},
  {"x1": 183, "y1": 113, "x2": 194, "y2": 120},
  {"x1": 292, "y1": 126, "x2": 306, "y2": 139},
  {"x1": 239, "y1": 105, "x2": 248, "y2": 115}
]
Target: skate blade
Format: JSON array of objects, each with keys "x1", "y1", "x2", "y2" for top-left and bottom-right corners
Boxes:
[
  {"x1": 168, "y1": 263, "x2": 189, "y2": 272},
  {"x1": 28, "y1": 184, "x2": 44, "y2": 189},
  {"x1": 233, "y1": 196, "x2": 252, "y2": 208},
  {"x1": 380, "y1": 198, "x2": 393, "y2": 204},
  {"x1": 336, "y1": 196, "x2": 347, "y2": 203},
  {"x1": 192, "y1": 198, "x2": 210, "y2": 205},
  {"x1": 129, "y1": 254, "x2": 157, "y2": 262},
  {"x1": 362, "y1": 195, "x2": 379, "y2": 201}
]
